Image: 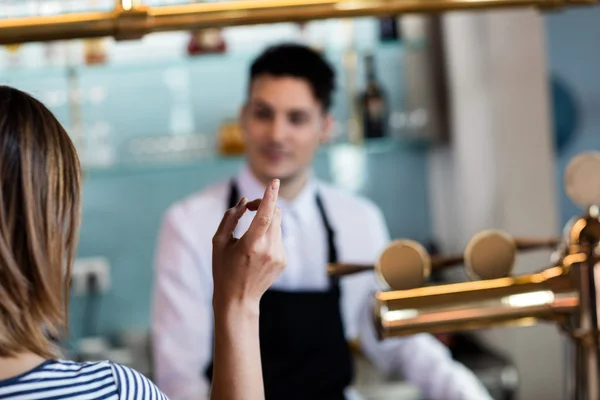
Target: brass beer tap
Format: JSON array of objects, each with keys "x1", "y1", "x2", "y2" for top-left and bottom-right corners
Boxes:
[
  {"x1": 372, "y1": 151, "x2": 600, "y2": 400},
  {"x1": 327, "y1": 232, "x2": 560, "y2": 288}
]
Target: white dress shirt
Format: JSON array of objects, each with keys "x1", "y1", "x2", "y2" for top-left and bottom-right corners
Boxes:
[{"x1": 151, "y1": 165, "x2": 493, "y2": 400}]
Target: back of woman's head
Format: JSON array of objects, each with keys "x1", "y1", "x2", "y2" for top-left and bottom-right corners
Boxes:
[{"x1": 0, "y1": 86, "x2": 81, "y2": 358}]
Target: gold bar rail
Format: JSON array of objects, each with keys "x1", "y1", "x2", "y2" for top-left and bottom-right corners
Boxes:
[{"x1": 0, "y1": 0, "x2": 597, "y2": 45}]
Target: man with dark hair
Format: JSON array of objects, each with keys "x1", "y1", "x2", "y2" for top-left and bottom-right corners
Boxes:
[{"x1": 152, "y1": 43, "x2": 492, "y2": 400}]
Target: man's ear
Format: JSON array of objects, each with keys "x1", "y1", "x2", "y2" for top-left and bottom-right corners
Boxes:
[
  {"x1": 240, "y1": 103, "x2": 248, "y2": 120},
  {"x1": 320, "y1": 113, "x2": 334, "y2": 144},
  {"x1": 239, "y1": 103, "x2": 249, "y2": 130}
]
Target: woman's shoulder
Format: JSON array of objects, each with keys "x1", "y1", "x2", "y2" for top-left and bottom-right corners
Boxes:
[
  {"x1": 0, "y1": 359, "x2": 115, "y2": 384},
  {"x1": 1, "y1": 359, "x2": 167, "y2": 400},
  {"x1": 107, "y1": 361, "x2": 168, "y2": 399},
  {"x1": 0, "y1": 359, "x2": 118, "y2": 398}
]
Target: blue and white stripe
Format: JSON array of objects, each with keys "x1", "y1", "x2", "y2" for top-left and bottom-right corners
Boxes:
[{"x1": 0, "y1": 359, "x2": 168, "y2": 400}]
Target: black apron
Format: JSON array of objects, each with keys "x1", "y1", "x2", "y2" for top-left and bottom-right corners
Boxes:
[{"x1": 205, "y1": 181, "x2": 353, "y2": 400}]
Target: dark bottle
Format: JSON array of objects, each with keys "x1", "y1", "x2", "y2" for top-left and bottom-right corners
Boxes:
[
  {"x1": 360, "y1": 55, "x2": 387, "y2": 139},
  {"x1": 378, "y1": 16, "x2": 400, "y2": 42}
]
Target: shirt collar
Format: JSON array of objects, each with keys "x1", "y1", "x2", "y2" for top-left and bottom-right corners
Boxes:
[{"x1": 235, "y1": 164, "x2": 319, "y2": 221}]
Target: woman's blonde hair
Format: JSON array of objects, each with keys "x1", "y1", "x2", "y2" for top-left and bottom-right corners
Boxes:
[{"x1": 0, "y1": 86, "x2": 81, "y2": 358}]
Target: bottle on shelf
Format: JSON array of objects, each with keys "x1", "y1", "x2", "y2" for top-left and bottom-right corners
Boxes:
[
  {"x1": 4, "y1": 44, "x2": 23, "y2": 68},
  {"x1": 84, "y1": 0, "x2": 108, "y2": 65},
  {"x1": 83, "y1": 39, "x2": 108, "y2": 65},
  {"x1": 359, "y1": 54, "x2": 387, "y2": 139},
  {"x1": 186, "y1": 0, "x2": 227, "y2": 56},
  {"x1": 217, "y1": 119, "x2": 245, "y2": 156},
  {"x1": 341, "y1": 19, "x2": 362, "y2": 145},
  {"x1": 378, "y1": 16, "x2": 401, "y2": 42},
  {"x1": 187, "y1": 29, "x2": 227, "y2": 56}
]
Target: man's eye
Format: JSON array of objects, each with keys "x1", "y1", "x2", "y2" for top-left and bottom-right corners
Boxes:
[
  {"x1": 289, "y1": 113, "x2": 308, "y2": 125},
  {"x1": 253, "y1": 109, "x2": 272, "y2": 120}
]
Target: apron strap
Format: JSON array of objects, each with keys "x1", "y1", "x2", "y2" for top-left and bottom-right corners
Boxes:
[
  {"x1": 314, "y1": 193, "x2": 337, "y2": 264},
  {"x1": 227, "y1": 178, "x2": 240, "y2": 209}
]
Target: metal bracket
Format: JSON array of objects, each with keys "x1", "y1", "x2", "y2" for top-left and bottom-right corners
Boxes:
[{"x1": 114, "y1": 0, "x2": 150, "y2": 41}]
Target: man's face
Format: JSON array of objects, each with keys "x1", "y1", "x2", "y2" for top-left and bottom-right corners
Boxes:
[{"x1": 241, "y1": 75, "x2": 332, "y2": 183}]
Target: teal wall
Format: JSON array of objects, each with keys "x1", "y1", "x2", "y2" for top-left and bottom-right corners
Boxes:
[
  {"x1": 545, "y1": 7, "x2": 600, "y2": 228},
  {"x1": 0, "y1": 19, "x2": 433, "y2": 347}
]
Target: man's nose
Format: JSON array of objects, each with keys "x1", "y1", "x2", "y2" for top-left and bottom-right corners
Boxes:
[{"x1": 266, "y1": 116, "x2": 287, "y2": 141}]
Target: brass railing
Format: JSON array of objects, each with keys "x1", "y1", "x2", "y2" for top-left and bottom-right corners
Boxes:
[{"x1": 0, "y1": 0, "x2": 598, "y2": 45}]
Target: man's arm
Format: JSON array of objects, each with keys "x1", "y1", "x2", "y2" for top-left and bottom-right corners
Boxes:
[
  {"x1": 152, "y1": 207, "x2": 213, "y2": 400},
  {"x1": 356, "y1": 205, "x2": 493, "y2": 400}
]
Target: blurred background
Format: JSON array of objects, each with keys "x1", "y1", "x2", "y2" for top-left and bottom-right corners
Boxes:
[{"x1": 1, "y1": 1, "x2": 598, "y2": 399}]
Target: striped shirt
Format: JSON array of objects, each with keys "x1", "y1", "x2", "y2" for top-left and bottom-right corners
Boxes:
[{"x1": 0, "y1": 359, "x2": 168, "y2": 400}]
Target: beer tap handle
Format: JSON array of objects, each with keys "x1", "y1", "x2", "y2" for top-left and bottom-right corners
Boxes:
[
  {"x1": 375, "y1": 239, "x2": 432, "y2": 290},
  {"x1": 464, "y1": 230, "x2": 516, "y2": 280}
]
